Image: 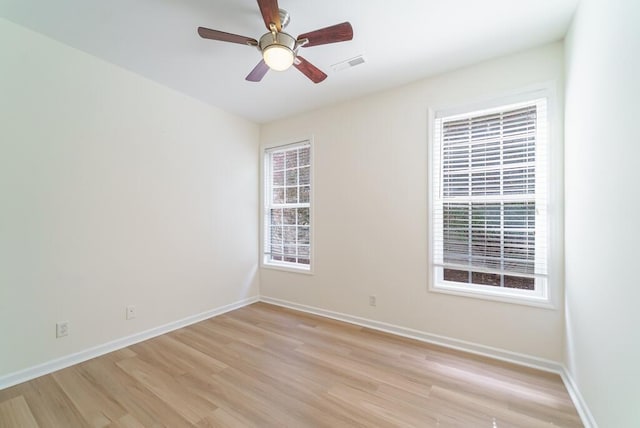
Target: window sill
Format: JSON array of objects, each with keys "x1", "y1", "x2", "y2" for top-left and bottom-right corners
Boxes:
[
  {"x1": 261, "y1": 262, "x2": 313, "y2": 275},
  {"x1": 429, "y1": 281, "x2": 555, "y2": 309}
]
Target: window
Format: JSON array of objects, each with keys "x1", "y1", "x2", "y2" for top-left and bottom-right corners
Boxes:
[
  {"x1": 263, "y1": 141, "x2": 311, "y2": 271},
  {"x1": 430, "y1": 95, "x2": 549, "y2": 304}
]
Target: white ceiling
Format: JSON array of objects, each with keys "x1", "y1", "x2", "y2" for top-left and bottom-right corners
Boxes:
[{"x1": 0, "y1": 0, "x2": 579, "y2": 123}]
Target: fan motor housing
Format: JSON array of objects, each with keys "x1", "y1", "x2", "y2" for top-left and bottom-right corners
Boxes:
[{"x1": 259, "y1": 31, "x2": 296, "y2": 53}]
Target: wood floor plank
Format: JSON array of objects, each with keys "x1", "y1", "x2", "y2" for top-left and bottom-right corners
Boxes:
[
  {"x1": 130, "y1": 334, "x2": 227, "y2": 378},
  {"x1": 114, "y1": 357, "x2": 217, "y2": 425},
  {"x1": 108, "y1": 413, "x2": 146, "y2": 428},
  {"x1": 327, "y1": 383, "x2": 440, "y2": 427},
  {"x1": 429, "y1": 385, "x2": 556, "y2": 427},
  {"x1": 194, "y1": 407, "x2": 256, "y2": 428},
  {"x1": 52, "y1": 365, "x2": 128, "y2": 427},
  {"x1": 0, "y1": 302, "x2": 583, "y2": 427},
  {"x1": 9, "y1": 376, "x2": 89, "y2": 428},
  {"x1": 0, "y1": 396, "x2": 39, "y2": 428},
  {"x1": 296, "y1": 343, "x2": 434, "y2": 398},
  {"x1": 81, "y1": 354, "x2": 193, "y2": 427}
]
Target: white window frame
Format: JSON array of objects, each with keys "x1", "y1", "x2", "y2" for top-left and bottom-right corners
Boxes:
[
  {"x1": 428, "y1": 88, "x2": 557, "y2": 308},
  {"x1": 261, "y1": 139, "x2": 313, "y2": 274}
]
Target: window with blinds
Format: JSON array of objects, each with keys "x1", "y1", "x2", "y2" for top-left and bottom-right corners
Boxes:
[
  {"x1": 263, "y1": 141, "x2": 311, "y2": 271},
  {"x1": 431, "y1": 97, "x2": 549, "y2": 302}
]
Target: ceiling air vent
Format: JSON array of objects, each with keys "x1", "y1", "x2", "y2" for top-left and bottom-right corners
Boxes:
[{"x1": 331, "y1": 55, "x2": 365, "y2": 72}]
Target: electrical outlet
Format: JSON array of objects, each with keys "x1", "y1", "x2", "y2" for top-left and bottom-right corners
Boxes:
[
  {"x1": 56, "y1": 321, "x2": 69, "y2": 338},
  {"x1": 126, "y1": 305, "x2": 136, "y2": 320},
  {"x1": 369, "y1": 295, "x2": 377, "y2": 307}
]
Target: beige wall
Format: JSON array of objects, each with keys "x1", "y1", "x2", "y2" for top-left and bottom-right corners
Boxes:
[
  {"x1": 564, "y1": 0, "x2": 640, "y2": 426},
  {"x1": 0, "y1": 18, "x2": 259, "y2": 376},
  {"x1": 5, "y1": 4, "x2": 638, "y2": 422},
  {"x1": 260, "y1": 42, "x2": 566, "y2": 362}
]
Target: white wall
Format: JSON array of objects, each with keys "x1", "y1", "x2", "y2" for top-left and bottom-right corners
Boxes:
[
  {"x1": 260, "y1": 43, "x2": 566, "y2": 362},
  {"x1": 564, "y1": 0, "x2": 640, "y2": 426},
  {"x1": 0, "y1": 18, "x2": 259, "y2": 377}
]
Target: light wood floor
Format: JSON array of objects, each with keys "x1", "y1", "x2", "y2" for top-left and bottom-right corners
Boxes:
[{"x1": 0, "y1": 302, "x2": 582, "y2": 427}]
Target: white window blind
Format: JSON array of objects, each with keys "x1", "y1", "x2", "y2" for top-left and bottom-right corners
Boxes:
[
  {"x1": 264, "y1": 142, "x2": 311, "y2": 270},
  {"x1": 432, "y1": 97, "x2": 548, "y2": 299}
]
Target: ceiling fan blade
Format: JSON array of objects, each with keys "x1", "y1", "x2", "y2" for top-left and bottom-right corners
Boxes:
[
  {"x1": 257, "y1": 0, "x2": 281, "y2": 31},
  {"x1": 294, "y1": 56, "x2": 327, "y2": 84},
  {"x1": 246, "y1": 60, "x2": 270, "y2": 82},
  {"x1": 197, "y1": 27, "x2": 258, "y2": 46},
  {"x1": 297, "y1": 22, "x2": 353, "y2": 47}
]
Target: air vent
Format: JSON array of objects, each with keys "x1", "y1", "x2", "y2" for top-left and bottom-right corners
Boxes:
[{"x1": 331, "y1": 55, "x2": 366, "y2": 72}]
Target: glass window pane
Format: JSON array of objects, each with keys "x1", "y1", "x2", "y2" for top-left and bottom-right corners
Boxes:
[
  {"x1": 297, "y1": 227, "x2": 310, "y2": 244},
  {"x1": 443, "y1": 203, "x2": 470, "y2": 266},
  {"x1": 283, "y1": 226, "x2": 296, "y2": 244},
  {"x1": 504, "y1": 275, "x2": 535, "y2": 290},
  {"x1": 286, "y1": 151, "x2": 297, "y2": 168},
  {"x1": 271, "y1": 245, "x2": 283, "y2": 256},
  {"x1": 273, "y1": 170, "x2": 284, "y2": 186},
  {"x1": 283, "y1": 208, "x2": 296, "y2": 225},
  {"x1": 270, "y1": 226, "x2": 282, "y2": 241},
  {"x1": 444, "y1": 269, "x2": 469, "y2": 283},
  {"x1": 299, "y1": 167, "x2": 310, "y2": 185},
  {"x1": 300, "y1": 186, "x2": 310, "y2": 203},
  {"x1": 270, "y1": 209, "x2": 282, "y2": 225},
  {"x1": 297, "y1": 208, "x2": 309, "y2": 225},
  {"x1": 286, "y1": 187, "x2": 298, "y2": 203},
  {"x1": 286, "y1": 169, "x2": 297, "y2": 186},
  {"x1": 299, "y1": 147, "x2": 310, "y2": 166},
  {"x1": 272, "y1": 188, "x2": 284, "y2": 204},
  {"x1": 272, "y1": 153, "x2": 285, "y2": 171},
  {"x1": 471, "y1": 272, "x2": 501, "y2": 287}
]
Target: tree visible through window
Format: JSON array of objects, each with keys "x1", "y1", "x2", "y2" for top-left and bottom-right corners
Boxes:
[
  {"x1": 264, "y1": 142, "x2": 311, "y2": 269},
  {"x1": 431, "y1": 96, "x2": 549, "y2": 302}
]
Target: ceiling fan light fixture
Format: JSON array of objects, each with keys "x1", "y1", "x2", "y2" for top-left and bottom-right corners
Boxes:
[
  {"x1": 263, "y1": 44, "x2": 294, "y2": 71},
  {"x1": 259, "y1": 31, "x2": 297, "y2": 71}
]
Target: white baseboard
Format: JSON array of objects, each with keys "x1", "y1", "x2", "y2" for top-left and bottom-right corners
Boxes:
[
  {"x1": 260, "y1": 296, "x2": 596, "y2": 428},
  {"x1": 560, "y1": 368, "x2": 598, "y2": 428},
  {"x1": 0, "y1": 296, "x2": 259, "y2": 390},
  {"x1": 260, "y1": 296, "x2": 563, "y2": 372}
]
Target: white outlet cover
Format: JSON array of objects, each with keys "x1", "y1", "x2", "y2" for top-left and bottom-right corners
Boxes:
[
  {"x1": 56, "y1": 321, "x2": 69, "y2": 338},
  {"x1": 126, "y1": 305, "x2": 136, "y2": 320}
]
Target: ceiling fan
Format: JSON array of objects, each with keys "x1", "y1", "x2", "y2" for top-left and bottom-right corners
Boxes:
[{"x1": 197, "y1": 0, "x2": 353, "y2": 83}]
